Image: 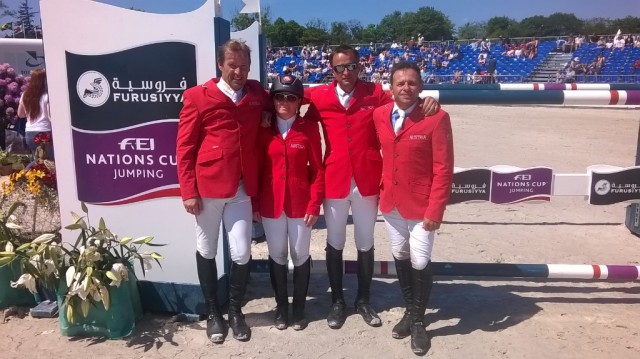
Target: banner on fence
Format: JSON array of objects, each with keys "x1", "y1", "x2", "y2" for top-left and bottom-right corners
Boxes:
[{"x1": 588, "y1": 166, "x2": 640, "y2": 205}]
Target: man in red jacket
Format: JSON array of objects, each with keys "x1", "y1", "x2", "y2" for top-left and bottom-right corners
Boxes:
[
  {"x1": 304, "y1": 45, "x2": 439, "y2": 329},
  {"x1": 176, "y1": 39, "x2": 271, "y2": 344},
  {"x1": 373, "y1": 61, "x2": 454, "y2": 355}
]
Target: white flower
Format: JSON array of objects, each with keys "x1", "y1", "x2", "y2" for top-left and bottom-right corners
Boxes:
[
  {"x1": 43, "y1": 259, "x2": 56, "y2": 276},
  {"x1": 66, "y1": 266, "x2": 76, "y2": 287},
  {"x1": 32, "y1": 233, "x2": 56, "y2": 244},
  {"x1": 10, "y1": 273, "x2": 37, "y2": 294},
  {"x1": 80, "y1": 246, "x2": 101, "y2": 262},
  {"x1": 141, "y1": 253, "x2": 154, "y2": 270},
  {"x1": 4, "y1": 242, "x2": 14, "y2": 252},
  {"x1": 107, "y1": 263, "x2": 129, "y2": 287}
]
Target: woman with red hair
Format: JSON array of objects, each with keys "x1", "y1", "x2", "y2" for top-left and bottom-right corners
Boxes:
[{"x1": 18, "y1": 69, "x2": 53, "y2": 160}]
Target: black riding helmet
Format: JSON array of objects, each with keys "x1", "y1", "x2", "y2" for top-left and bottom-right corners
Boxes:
[{"x1": 270, "y1": 74, "x2": 304, "y2": 98}]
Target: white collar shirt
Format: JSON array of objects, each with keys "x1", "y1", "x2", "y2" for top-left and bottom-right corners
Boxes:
[
  {"x1": 276, "y1": 115, "x2": 296, "y2": 139},
  {"x1": 217, "y1": 78, "x2": 244, "y2": 104},
  {"x1": 335, "y1": 84, "x2": 354, "y2": 108}
]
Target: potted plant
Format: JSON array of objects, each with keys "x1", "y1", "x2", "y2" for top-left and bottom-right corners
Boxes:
[
  {"x1": 0, "y1": 203, "x2": 38, "y2": 309},
  {"x1": 2, "y1": 203, "x2": 163, "y2": 338}
]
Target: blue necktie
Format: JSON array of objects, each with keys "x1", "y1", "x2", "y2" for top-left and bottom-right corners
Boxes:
[
  {"x1": 391, "y1": 110, "x2": 399, "y2": 127},
  {"x1": 391, "y1": 110, "x2": 402, "y2": 134}
]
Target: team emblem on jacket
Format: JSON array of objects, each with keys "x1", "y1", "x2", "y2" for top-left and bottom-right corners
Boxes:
[
  {"x1": 290, "y1": 143, "x2": 305, "y2": 149},
  {"x1": 409, "y1": 134, "x2": 427, "y2": 140}
]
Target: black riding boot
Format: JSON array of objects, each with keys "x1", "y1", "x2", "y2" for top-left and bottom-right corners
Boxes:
[
  {"x1": 292, "y1": 257, "x2": 311, "y2": 330},
  {"x1": 326, "y1": 244, "x2": 346, "y2": 329},
  {"x1": 228, "y1": 260, "x2": 252, "y2": 341},
  {"x1": 392, "y1": 257, "x2": 413, "y2": 339},
  {"x1": 410, "y1": 262, "x2": 433, "y2": 355},
  {"x1": 269, "y1": 257, "x2": 289, "y2": 330},
  {"x1": 196, "y1": 252, "x2": 228, "y2": 344},
  {"x1": 355, "y1": 247, "x2": 381, "y2": 327}
]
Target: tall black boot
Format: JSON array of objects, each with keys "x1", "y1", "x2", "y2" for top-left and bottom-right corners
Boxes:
[
  {"x1": 292, "y1": 257, "x2": 311, "y2": 331},
  {"x1": 326, "y1": 244, "x2": 346, "y2": 329},
  {"x1": 355, "y1": 247, "x2": 382, "y2": 327},
  {"x1": 228, "y1": 259, "x2": 252, "y2": 341},
  {"x1": 196, "y1": 252, "x2": 228, "y2": 344},
  {"x1": 392, "y1": 257, "x2": 413, "y2": 339},
  {"x1": 410, "y1": 262, "x2": 434, "y2": 355},
  {"x1": 269, "y1": 257, "x2": 289, "y2": 330}
]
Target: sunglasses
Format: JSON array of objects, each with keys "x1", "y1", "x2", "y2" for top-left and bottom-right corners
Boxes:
[
  {"x1": 333, "y1": 63, "x2": 358, "y2": 73},
  {"x1": 274, "y1": 93, "x2": 299, "y2": 102}
]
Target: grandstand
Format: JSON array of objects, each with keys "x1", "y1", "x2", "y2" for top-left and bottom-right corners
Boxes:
[{"x1": 266, "y1": 36, "x2": 640, "y2": 85}]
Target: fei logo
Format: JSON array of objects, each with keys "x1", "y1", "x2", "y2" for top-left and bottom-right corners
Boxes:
[
  {"x1": 76, "y1": 71, "x2": 110, "y2": 107},
  {"x1": 118, "y1": 138, "x2": 155, "y2": 151},
  {"x1": 514, "y1": 174, "x2": 531, "y2": 181}
]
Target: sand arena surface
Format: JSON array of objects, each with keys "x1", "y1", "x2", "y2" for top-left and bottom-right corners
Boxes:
[{"x1": 1, "y1": 105, "x2": 639, "y2": 358}]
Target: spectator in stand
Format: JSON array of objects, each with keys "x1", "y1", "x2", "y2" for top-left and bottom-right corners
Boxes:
[
  {"x1": 486, "y1": 54, "x2": 497, "y2": 83},
  {"x1": 632, "y1": 58, "x2": 640, "y2": 74},
  {"x1": 574, "y1": 35, "x2": 582, "y2": 50},
  {"x1": 564, "y1": 68, "x2": 575, "y2": 83},
  {"x1": 417, "y1": 33, "x2": 424, "y2": 47},
  {"x1": 477, "y1": 52, "x2": 486, "y2": 66},
  {"x1": 515, "y1": 44, "x2": 525, "y2": 59},
  {"x1": 597, "y1": 37, "x2": 606, "y2": 48},
  {"x1": 614, "y1": 36, "x2": 625, "y2": 51},
  {"x1": 527, "y1": 37, "x2": 538, "y2": 59},
  {"x1": 555, "y1": 70, "x2": 564, "y2": 84},
  {"x1": 407, "y1": 37, "x2": 415, "y2": 49},
  {"x1": 569, "y1": 57, "x2": 587, "y2": 75},
  {"x1": 480, "y1": 38, "x2": 489, "y2": 52},
  {"x1": 472, "y1": 68, "x2": 485, "y2": 84},
  {"x1": 470, "y1": 39, "x2": 478, "y2": 51},
  {"x1": 605, "y1": 37, "x2": 614, "y2": 49},
  {"x1": 451, "y1": 68, "x2": 462, "y2": 84}
]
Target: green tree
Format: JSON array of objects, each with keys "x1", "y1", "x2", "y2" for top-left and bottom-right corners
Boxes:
[
  {"x1": 377, "y1": 11, "x2": 402, "y2": 42},
  {"x1": 301, "y1": 18, "x2": 329, "y2": 45},
  {"x1": 329, "y1": 21, "x2": 352, "y2": 45},
  {"x1": 359, "y1": 24, "x2": 379, "y2": 44},
  {"x1": 346, "y1": 20, "x2": 364, "y2": 43},
  {"x1": 401, "y1": 7, "x2": 454, "y2": 41},
  {"x1": 518, "y1": 15, "x2": 549, "y2": 37},
  {"x1": 583, "y1": 18, "x2": 613, "y2": 36},
  {"x1": 546, "y1": 12, "x2": 584, "y2": 36},
  {"x1": 611, "y1": 16, "x2": 640, "y2": 34},
  {"x1": 457, "y1": 21, "x2": 487, "y2": 40},
  {"x1": 265, "y1": 17, "x2": 304, "y2": 47},
  {"x1": 486, "y1": 16, "x2": 519, "y2": 38},
  {"x1": 230, "y1": 5, "x2": 272, "y2": 32}
]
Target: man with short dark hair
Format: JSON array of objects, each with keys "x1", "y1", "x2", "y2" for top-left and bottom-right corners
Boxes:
[
  {"x1": 304, "y1": 45, "x2": 440, "y2": 330},
  {"x1": 373, "y1": 61, "x2": 454, "y2": 355},
  {"x1": 177, "y1": 39, "x2": 271, "y2": 344}
]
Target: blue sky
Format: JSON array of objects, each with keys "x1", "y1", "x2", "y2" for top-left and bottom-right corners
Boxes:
[{"x1": 2, "y1": 0, "x2": 639, "y2": 28}]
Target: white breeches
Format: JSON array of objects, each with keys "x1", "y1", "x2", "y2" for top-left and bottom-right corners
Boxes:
[
  {"x1": 382, "y1": 208, "x2": 435, "y2": 270},
  {"x1": 324, "y1": 178, "x2": 378, "y2": 251},
  {"x1": 262, "y1": 212, "x2": 311, "y2": 267},
  {"x1": 195, "y1": 182, "x2": 252, "y2": 265}
]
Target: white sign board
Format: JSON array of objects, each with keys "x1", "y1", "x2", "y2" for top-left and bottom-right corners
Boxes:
[{"x1": 40, "y1": 0, "x2": 224, "y2": 284}]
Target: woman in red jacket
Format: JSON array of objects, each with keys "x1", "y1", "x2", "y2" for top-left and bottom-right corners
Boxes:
[{"x1": 254, "y1": 75, "x2": 325, "y2": 330}]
